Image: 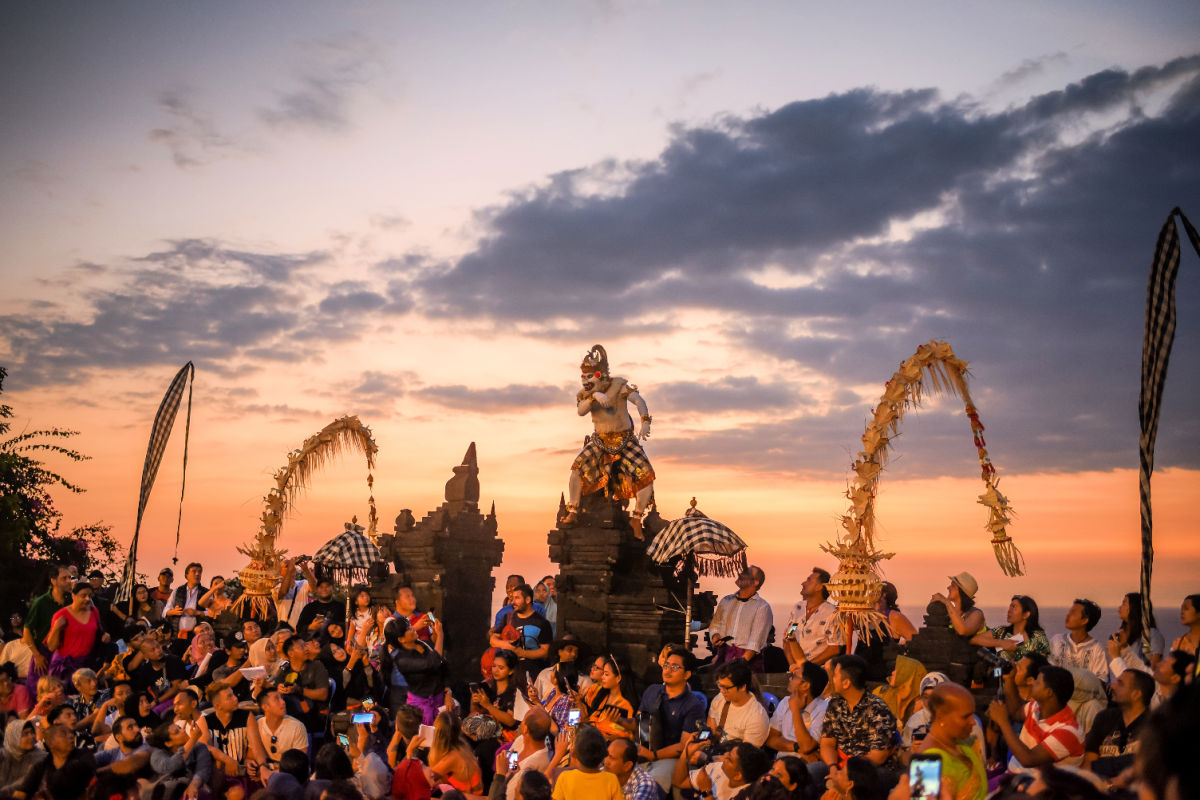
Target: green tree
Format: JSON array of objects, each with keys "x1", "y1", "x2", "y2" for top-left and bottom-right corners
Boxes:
[{"x1": 0, "y1": 366, "x2": 121, "y2": 617}]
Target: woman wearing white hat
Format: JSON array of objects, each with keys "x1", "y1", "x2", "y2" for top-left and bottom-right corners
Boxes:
[{"x1": 930, "y1": 572, "x2": 986, "y2": 637}]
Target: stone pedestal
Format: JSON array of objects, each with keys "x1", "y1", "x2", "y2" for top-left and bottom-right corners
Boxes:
[
  {"x1": 548, "y1": 492, "x2": 682, "y2": 689},
  {"x1": 904, "y1": 601, "x2": 982, "y2": 688},
  {"x1": 376, "y1": 443, "x2": 505, "y2": 682}
]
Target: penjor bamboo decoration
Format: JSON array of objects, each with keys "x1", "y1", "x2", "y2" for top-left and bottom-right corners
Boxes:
[
  {"x1": 822, "y1": 340, "x2": 1023, "y2": 641},
  {"x1": 233, "y1": 415, "x2": 379, "y2": 619}
]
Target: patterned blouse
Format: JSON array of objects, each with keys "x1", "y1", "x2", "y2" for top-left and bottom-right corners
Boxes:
[
  {"x1": 987, "y1": 627, "x2": 1050, "y2": 662},
  {"x1": 821, "y1": 693, "x2": 900, "y2": 768}
]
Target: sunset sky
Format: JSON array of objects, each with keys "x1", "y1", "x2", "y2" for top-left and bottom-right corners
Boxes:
[{"x1": 2, "y1": 1, "x2": 1198, "y2": 622}]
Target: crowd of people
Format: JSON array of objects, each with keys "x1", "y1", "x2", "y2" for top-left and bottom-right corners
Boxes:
[{"x1": 0, "y1": 557, "x2": 1197, "y2": 800}]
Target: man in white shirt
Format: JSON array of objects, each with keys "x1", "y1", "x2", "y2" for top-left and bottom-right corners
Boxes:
[
  {"x1": 257, "y1": 688, "x2": 309, "y2": 765},
  {"x1": 1049, "y1": 599, "x2": 1108, "y2": 685},
  {"x1": 764, "y1": 662, "x2": 828, "y2": 761},
  {"x1": 499, "y1": 709, "x2": 552, "y2": 800},
  {"x1": 707, "y1": 660, "x2": 769, "y2": 746},
  {"x1": 164, "y1": 562, "x2": 204, "y2": 650},
  {"x1": 783, "y1": 568, "x2": 841, "y2": 667},
  {"x1": 707, "y1": 566, "x2": 772, "y2": 671},
  {"x1": 673, "y1": 735, "x2": 771, "y2": 800},
  {"x1": 274, "y1": 557, "x2": 317, "y2": 631}
]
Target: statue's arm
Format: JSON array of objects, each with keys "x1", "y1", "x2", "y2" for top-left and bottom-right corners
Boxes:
[{"x1": 630, "y1": 391, "x2": 651, "y2": 439}]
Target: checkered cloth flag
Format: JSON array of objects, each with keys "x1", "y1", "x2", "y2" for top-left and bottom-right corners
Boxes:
[
  {"x1": 1138, "y1": 207, "x2": 1199, "y2": 658},
  {"x1": 116, "y1": 362, "x2": 195, "y2": 605}
]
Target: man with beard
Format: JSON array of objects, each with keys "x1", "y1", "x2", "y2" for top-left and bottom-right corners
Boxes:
[
  {"x1": 93, "y1": 716, "x2": 152, "y2": 772},
  {"x1": 489, "y1": 585, "x2": 553, "y2": 679},
  {"x1": 297, "y1": 578, "x2": 345, "y2": 633},
  {"x1": 130, "y1": 635, "x2": 188, "y2": 705}
]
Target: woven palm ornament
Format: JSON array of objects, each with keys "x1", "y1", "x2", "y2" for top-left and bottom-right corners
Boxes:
[
  {"x1": 822, "y1": 340, "x2": 1023, "y2": 642},
  {"x1": 233, "y1": 415, "x2": 379, "y2": 618}
]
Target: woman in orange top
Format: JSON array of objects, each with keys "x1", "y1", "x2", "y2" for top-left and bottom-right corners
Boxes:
[{"x1": 575, "y1": 655, "x2": 634, "y2": 740}]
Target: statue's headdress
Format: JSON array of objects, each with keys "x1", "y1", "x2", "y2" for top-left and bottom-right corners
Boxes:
[{"x1": 580, "y1": 344, "x2": 609, "y2": 379}]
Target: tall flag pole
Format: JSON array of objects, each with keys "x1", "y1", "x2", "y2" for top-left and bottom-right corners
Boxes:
[
  {"x1": 1138, "y1": 208, "x2": 1199, "y2": 659},
  {"x1": 116, "y1": 362, "x2": 196, "y2": 612}
]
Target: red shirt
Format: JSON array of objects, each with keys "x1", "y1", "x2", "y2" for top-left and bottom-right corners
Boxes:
[{"x1": 50, "y1": 607, "x2": 100, "y2": 659}]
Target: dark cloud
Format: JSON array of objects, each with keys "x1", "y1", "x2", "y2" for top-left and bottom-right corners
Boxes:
[
  {"x1": 994, "y1": 53, "x2": 1070, "y2": 88},
  {"x1": 148, "y1": 88, "x2": 245, "y2": 169},
  {"x1": 407, "y1": 55, "x2": 1200, "y2": 475},
  {"x1": 414, "y1": 383, "x2": 568, "y2": 412},
  {"x1": 259, "y1": 33, "x2": 380, "y2": 134}
]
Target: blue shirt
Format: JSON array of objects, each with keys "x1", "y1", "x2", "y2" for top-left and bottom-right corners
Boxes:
[{"x1": 638, "y1": 684, "x2": 708, "y2": 746}]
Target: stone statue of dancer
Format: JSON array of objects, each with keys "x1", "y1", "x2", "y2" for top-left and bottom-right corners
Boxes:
[{"x1": 561, "y1": 344, "x2": 656, "y2": 539}]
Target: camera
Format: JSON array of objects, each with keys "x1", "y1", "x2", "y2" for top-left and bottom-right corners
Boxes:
[{"x1": 977, "y1": 647, "x2": 1013, "y2": 674}]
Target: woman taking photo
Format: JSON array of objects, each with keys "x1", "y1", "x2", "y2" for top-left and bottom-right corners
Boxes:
[
  {"x1": 408, "y1": 710, "x2": 482, "y2": 795},
  {"x1": 382, "y1": 616, "x2": 446, "y2": 724},
  {"x1": 971, "y1": 594, "x2": 1049, "y2": 662},
  {"x1": 930, "y1": 573, "x2": 986, "y2": 638},
  {"x1": 45, "y1": 583, "x2": 106, "y2": 679},
  {"x1": 575, "y1": 654, "x2": 634, "y2": 740}
]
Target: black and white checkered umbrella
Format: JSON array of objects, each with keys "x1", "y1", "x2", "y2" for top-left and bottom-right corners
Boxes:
[
  {"x1": 646, "y1": 504, "x2": 747, "y2": 577},
  {"x1": 313, "y1": 523, "x2": 384, "y2": 585}
]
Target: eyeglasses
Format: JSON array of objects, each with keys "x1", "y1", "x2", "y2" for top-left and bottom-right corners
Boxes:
[
  {"x1": 662, "y1": 663, "x2": 685, "y2": 672},
  {"x1": 716, "y1": 682, "x2": 735, "y2": 691}
]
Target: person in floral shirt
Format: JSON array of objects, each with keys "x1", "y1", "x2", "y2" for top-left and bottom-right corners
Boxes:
[
  {"x1": 820, "y1": 655, "x2": 900, "y2": 775},
  {"x1": 971, "y1": 595, "x2": 1050, "y2": 663}
]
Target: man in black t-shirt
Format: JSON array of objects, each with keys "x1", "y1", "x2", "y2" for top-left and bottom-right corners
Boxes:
[
  {"x1": 277, "y1": 636, "x2": 330, "y2": 732},
  {"x1": 295, "y1": 579, "x2": 345, "y2": 633},
  {"x1": 489, "y1": 584, "x2": 553, "y2": 679},
  {"x1": 1085, "y1": 669, "x2": 1153, "y2": 782},
  {"x1": 130, "y1": 636, "x2": 188, "y2": 704}
]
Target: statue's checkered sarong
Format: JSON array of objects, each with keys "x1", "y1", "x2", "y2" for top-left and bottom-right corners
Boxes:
[{"x1": 572, "y1": 431, "x2": 655, "y2": 500}]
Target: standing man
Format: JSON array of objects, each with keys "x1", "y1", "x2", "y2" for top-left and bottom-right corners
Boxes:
[
  {"x1": 707, "y1": 660, "x2": 769, "y2": 746},
  {"x1": 604, "y1": 738, "x2": 659, "y2": 800},
  {"x1": 393, "y1": 585, "x2": 432, "y2": 644},
  {"x1": 274, "y1": 557, "x2": 317, "y2": 632},
  {"x1": 707, "y1": 565, "x2": 772, "y2": 671},
  {"x1": 295, "y1": 578, "x2": 344, "y2": 633},
  {"x1": 637, "y1": 645, "x2": 707, "y2": 790},
  {"x1": 783, "y1": 568, "x2": 841, "y2": 668},
  {"x1": 494, "y1": 575, "x2": 545, "y2": 628},
  {"x1": 1050, "y1": 599, "x2": 1108, "y2": 685},
  {"x1": 276, "y1": 636, "x2": 330, "y2": 733},
  {"x1": 150, "y1": 569, "x2": 174, "y2": 605},
  {"x1": 819, "y1": 655, "x2": 899, "y2": 777},
  {"x1": 765, "y1": 661, "x2": 829, "y2": 761},
  {"x1": 490, "y1": 584, "x2": 553, "y2": 679},
  {"x1": 21, "y1": 564, "x2": 72, "y2": 695},
  {"x1": 536, "y1": 578, "x2": 558, "y2": 636},
  {"x1": 164, "y1": 563, "x2": 204, "y2": 652},
  {"x1": 987, "y1": 665, "x2": 1084, "y2": 773}
]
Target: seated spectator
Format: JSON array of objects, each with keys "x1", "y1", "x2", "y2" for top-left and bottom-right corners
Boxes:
[
  {"x1": 986, "y1": 664, "x2": 1084, "y2": 772},
  {"x1": 577, "y1": 655, "x2": 635, "y2": 741},
  {"x1": 260, "y1": 748, "x2": 311, "y2": 800},
  {"x1": 516, "y1": 768, "x2": 551, "y2": 800},
  {"x1": 343, "y1": 714, "x2": 393, "y2": 800},
  {"x1": 1109, "y1": 593, "x2": 1163, "y2": 671},
  {"x1": 872, "y1": 655, "x2": 926, "y2": 726},
  {"x1": 768, "y1": 756, "x2": 813, "y2": 800},
  {"x1": 13, "y1": 723, "x2": 95, "y2": 800},
  {"x1": 68, "y1": 668, "x2": 108, "y2": 735},
  {"x1": 184, "y1": 623, "x2": 220, "y2": 688},
  {"x1": 198, "y1": 683, "x2": 268, "y2": 781},
  {"x1": 995, "y1": 653, "x2": 1049, "y2": 725},
  {"x1": 0, "y1": 719, "x2": 45, "y2": 797},
  {"x1": 28, "y1": 675, "x2": 67, "y2": 729},
  {"x1": 170, "y1": 686, "x2": 203, "y2": 738},
  {"x1": 258, "y1": 688, "x2": 310, "y2": 765},
  {"x1": 550, "y1": 724, "x2": 622, "y2": 800},
  {"x1": 130, "y1": 635, "x2": 189, "y2": 706},
  {"x1": 1149, "y1": 649, "x2": 1194, "y2": 708},
  {"x1": 1136, "y1": 683, "x2": 1199, "y2": 800},
  {"x1": 92, "y1": 679, "x2": 133, "y2": 741},
  {"x1": 822, "y1": 757, "x2": 884, "y2": 800},
  {"x1": 1, "y1": 621, "x2": 34, "y2": 681},
  {"x1": 1063, "y1": 665, "x2": 1108, "y2": 737},
  {"x1": 533, "y1": 659, "x2": 583, "y2": 732},
  {"x1": 277, "y1": 635, "x2": 331, "y2": 733},
  {"x1": 1168, "y1": 594, "x2": 1199, "y2": 660},
  {"x1": 783, "y1": 568, "x2": 841, "y2": 669},
  {"x1": 533, "y1": 635, "x2": 590, "y2": 702},
  {"x1": 929, "y1": 573, "x2": 986, "y2": 638},
  {"x1": 636, "y1": 645, "x2": 707, "y2": 788},
  {"x1": 913, "y1": 683, "x2": 987, "y2": 800},
  {"x1": 411, "y1": 710, "x2": 481, "y2": 795},
  {"x1": 604, "y1": 737, "x2": 659, "y2": 800},
  {"x1": 310, "y1": 742, "x2": 356, "y2": 800},
  {"x1": 709, "y1": 659, "x2": 769, "y2": 747},
  {"x1": 854, "y1": 582, "x2": 918, "y2": 682},
  {"x1": 672, "y1": 733, "x2": 771, "y2": 800},
  {"x1": 145, "y1": 719, "x2": 215, "y2": 799},
  {"x1": 493, "y1": 708, "x2": 552, "y2": 800},
  {"x1": 819, "y1": 654, "x2": 900, "y2": 774},
  {"x1": 112, "y1": 584, "x2": 164, "y2": 627},
  {"x1": 208, "y1": 634, "x2": 254, "y2": 702},
  {"x1": 765, "y1": 661, "x2": 828, "y2": 761},
  {"x1": 99, "y1": 624, "x2": 149, "y2": 684},
  {"x1": 970, "y1": 595, "x2": 1050, "y2": 663},
  {"x1": 92, "y1": 716, "x2": 151, "y2": 772},
  {"x1": 707, "y1": 566, "x2": 772, "y2": 671},
  {"x1": 467, "y1": 650, "x2": 526, "y2": 785},
  {"x1": 1085, "y1": 668, "x2": 1153, "y2": 785},
  {"x1": 1049, "y1": 599, "x2": 1108, "y2": 685},
  {"x1": 0, "y1": 662, "x2": 32, "y2": 720}
]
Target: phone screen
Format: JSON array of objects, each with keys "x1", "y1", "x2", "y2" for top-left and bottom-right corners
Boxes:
[
  {"x1": 336, "y1": 733, "x2": 350, "y2": 748},
  {"x1": 507, "y1": 751, "x2": 520, "y2": 768},
  {"x1": 567, "y1": 709, "x2": 581, "y2": 727},
  {"x1": 352, "y1": 713, "x2": 374, "y2": 724},
  {"x1": 908, "y1": 755, "x2": 942, "y2": 800}
]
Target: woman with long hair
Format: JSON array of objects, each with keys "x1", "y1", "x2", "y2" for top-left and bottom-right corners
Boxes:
[
  {"x1": 971, "y1": 595, "x2": 1049, "y2": 662},
  {"x1": 382, "y1": 616, "x2": 446, "y2": 724},
  {"x1": 112, "y1": 585, "x2": 164, "y2": 627},
  {"x1": 1112, "y1": 592, "x2": 1164, "y2": 669},
  {"x1": 855, "y1": 581, "x2": 919, "y2": 681},
  {"x1": 1169, "y1": 594, "x2": 1200, "y2": 660},
  {"x1": 45, "y1": 583, "x2": 104, "y2": 680},
  {"x1": 410, "y1": 710, "x2": 482, "y2": 794},
  {"x1": 346, "y1": 587, "x2": 375, "y2": 647},
  {"x1": 931, "y1": 573, "x2": 986, "y2": 638},
  {"x1": 575, "y1": 654, "x2": 634, "y2": 740}
]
